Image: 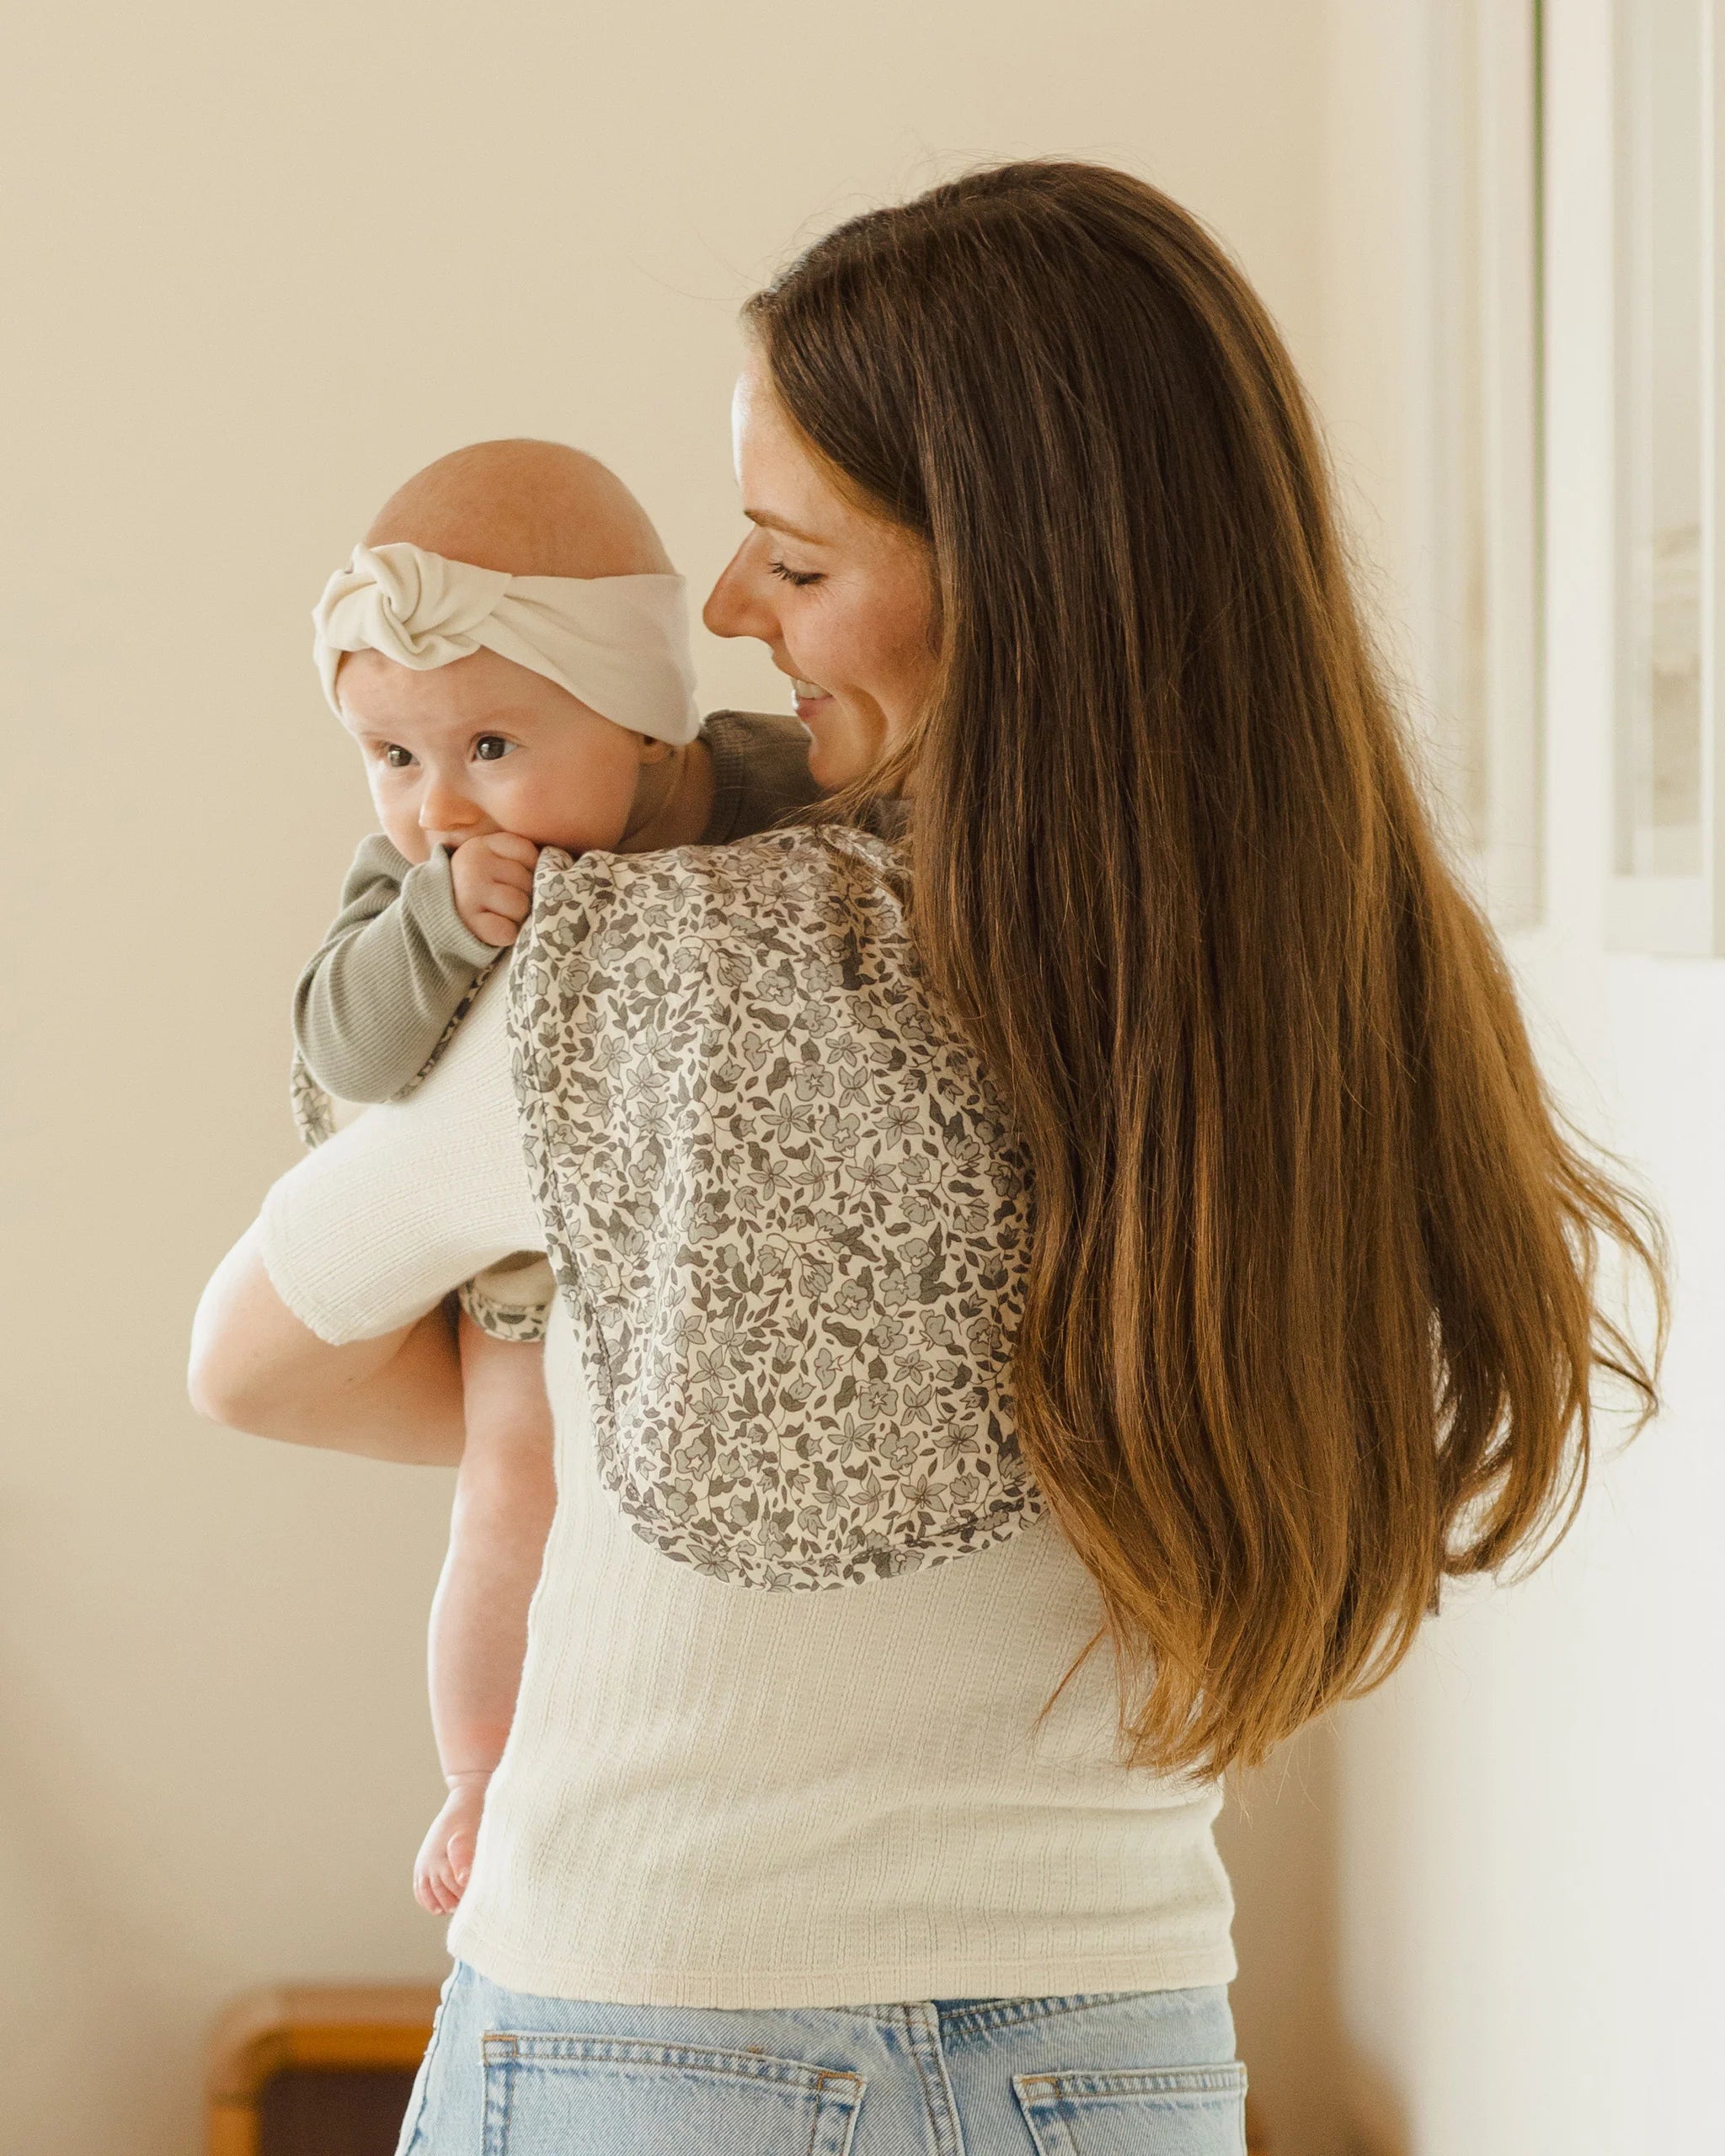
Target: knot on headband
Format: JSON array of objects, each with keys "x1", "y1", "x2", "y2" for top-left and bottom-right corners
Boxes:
[{"x1": 312, "y1": 541, "x2": 700, "y2": 745}]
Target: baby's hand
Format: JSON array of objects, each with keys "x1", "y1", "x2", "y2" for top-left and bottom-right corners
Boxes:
[
  {"x1": 413, "y1": 1774, "x2": 490, "y2": 1915},
  {"x1": 450, "y1": 832, "x2": 540, "y2": 947}
]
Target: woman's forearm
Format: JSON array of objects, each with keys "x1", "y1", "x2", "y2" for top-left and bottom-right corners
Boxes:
[{"x1": 188, "y1": 1224, "x2": 466, "y2": 1465}]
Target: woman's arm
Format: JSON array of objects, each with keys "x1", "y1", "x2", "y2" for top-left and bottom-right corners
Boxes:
[
  {"x1": 188, "y1": 1224, "x2": 466, "y2": 1465},
  {"x1": 189, "y1": 969, "x2": 542, "y2": 1462}
]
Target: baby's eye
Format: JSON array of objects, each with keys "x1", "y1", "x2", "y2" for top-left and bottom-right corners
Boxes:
[
  {"x1": 382, "y1": 744, "x2": 414, "y2": 769},
  {"x1": 474, "y1": 735, "x2": 515, "y2": 762}
]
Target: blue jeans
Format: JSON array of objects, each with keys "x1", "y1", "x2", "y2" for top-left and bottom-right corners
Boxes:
[{"x1": 396, "y1": 1961, "x2": 1246, "y2": 2154}]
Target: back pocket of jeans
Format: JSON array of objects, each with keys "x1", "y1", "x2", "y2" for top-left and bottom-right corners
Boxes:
[
  {"x1": 1013, "y1": 2062, "x2": 1248, "y2": 2156},
  {"x1": 482, "y1": 2033, "x2": 864, "y2": 2155}
]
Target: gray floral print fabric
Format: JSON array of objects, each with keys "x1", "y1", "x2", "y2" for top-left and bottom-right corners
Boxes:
[
  {"x1": 289, "y1": 1049, "x2": 339, "y2": 1150},
  {"x1": 457, "y1": 1252, "x2": 558, "y2": 1342},
  {"x1": 509, "y1": 825, "x2": 1043, "y2": 1590}
]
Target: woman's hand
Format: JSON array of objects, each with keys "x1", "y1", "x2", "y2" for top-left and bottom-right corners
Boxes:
[{"x1": 188, "y1": 1224, "x2": 465, "y2": 1465}]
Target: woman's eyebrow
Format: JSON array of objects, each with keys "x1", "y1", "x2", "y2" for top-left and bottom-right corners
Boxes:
[{"x1": 744, "y1": 507, "x2": 830, "y2": 546}]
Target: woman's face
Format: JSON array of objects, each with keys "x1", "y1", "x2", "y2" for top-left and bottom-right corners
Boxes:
[{"x1": 703, "y1": 355, "x2": 937, "y2": 790}]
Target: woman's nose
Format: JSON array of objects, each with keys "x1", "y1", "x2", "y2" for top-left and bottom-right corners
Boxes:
[{"x1": 703, "y1": 539, "x2": 777, "y2": 643}]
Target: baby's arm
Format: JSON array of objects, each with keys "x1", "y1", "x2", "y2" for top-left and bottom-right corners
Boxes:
[
  {"x1": 413, "y1": 1312, "x2": 557, "y2": 1916},
  {"x1": 295, "y1": 833, "x2": 535, "y2": 1104}
]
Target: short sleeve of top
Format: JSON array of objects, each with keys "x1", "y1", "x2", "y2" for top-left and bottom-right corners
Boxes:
[{"x1": 258, "y1": 965, "x2": 542, "y2": 1345}]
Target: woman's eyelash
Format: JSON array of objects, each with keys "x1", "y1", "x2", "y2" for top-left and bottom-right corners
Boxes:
[{"x1": 768, "y1": 558, "x2": 823, "y2": 588}]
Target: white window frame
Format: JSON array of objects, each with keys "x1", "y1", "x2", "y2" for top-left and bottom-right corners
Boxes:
[
  {"x1": 1606, "y1": 0, "x2": 1725, "y2": 954},
  {"x1": 1424, "y1": 0, "x2": 1546, "y2": 931}
]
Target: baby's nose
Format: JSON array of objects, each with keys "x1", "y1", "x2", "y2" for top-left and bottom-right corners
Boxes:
[{"x1": 419, "y1": 778, "x2": 481, "y2": 831}]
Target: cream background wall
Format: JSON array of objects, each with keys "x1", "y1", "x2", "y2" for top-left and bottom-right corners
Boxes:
[{"x1": 0, "y1": 5, "x2": 1347, "y2": 2151}]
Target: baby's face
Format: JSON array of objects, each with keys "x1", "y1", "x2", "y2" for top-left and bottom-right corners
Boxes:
[{"x1": 336, "y1": 647, "x2": 657, "y2": 862}]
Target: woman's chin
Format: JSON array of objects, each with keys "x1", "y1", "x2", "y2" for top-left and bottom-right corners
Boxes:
[
  {"x1": 801, "y1": 714, "x2": 844, "y2": 790},
  {"x1": 801, "y1": 701, "x2": 884, "y2": 792}
]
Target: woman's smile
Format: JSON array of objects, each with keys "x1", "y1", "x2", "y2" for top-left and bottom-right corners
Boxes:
[{"x1": 788, "y1": 673, "x2": 831, "y2": 723}]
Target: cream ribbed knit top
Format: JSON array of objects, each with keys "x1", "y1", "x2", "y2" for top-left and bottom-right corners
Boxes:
[{"x1": 259, "y1": 827, "x2": 1234, "y2": 2008}]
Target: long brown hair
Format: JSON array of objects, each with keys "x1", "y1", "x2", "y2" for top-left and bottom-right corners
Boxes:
[{"x1": 746, "y1": 160, "x2": 1664, "y2": 1778}]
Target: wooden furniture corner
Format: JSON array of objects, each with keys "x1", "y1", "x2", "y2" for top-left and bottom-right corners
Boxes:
[{"x1": 206, "y1": 1985, "x2": 441, "y2": 2156}]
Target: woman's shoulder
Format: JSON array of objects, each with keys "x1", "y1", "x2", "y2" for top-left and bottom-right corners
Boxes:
[{"x1": 529, "y1": 825, "x2": 909, "y2": 953}]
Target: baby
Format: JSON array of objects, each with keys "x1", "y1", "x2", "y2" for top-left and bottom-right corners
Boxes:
[{"x1": 292, "y1": 438, "x2": 822, "y2": 1913}]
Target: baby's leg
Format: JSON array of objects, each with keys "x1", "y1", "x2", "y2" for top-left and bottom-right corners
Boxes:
[{"x1": 413, "y1": 1315, "x2": 556, "y2": 1916}]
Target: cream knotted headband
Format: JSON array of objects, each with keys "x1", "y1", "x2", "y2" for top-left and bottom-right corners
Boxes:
[{"x1": 312, "y1": 541, "x2": 701, "y2": 745}]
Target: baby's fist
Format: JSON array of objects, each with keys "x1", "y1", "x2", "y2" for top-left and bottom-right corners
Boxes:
[
  {"x1": 413, "y1": 1775, "x2": 489, "y2": 1916},
  {"x1": 451, "y1": 832, "x2": 540, "y2": 947}
]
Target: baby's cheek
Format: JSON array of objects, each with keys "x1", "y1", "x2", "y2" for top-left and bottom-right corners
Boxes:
[
  {"x1": 522, "y1": 760, "x2": 639, "y2": 853},
  {"x1": 371, "y1": 788, "x2": 431, "y2": 864},
  {"x1": 563, "y1": 788, "x2": 638, "y2": 853}
]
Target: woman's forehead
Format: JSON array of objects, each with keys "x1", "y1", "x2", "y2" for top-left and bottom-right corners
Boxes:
[
  {"x1": 732, "y1": 366, "x2": 841, "y2": 531},
  {"x1": 732, "y1": 367, "x2": 916, "y2": 562}
]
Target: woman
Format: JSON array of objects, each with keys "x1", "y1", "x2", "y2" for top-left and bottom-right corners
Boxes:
[{"x1": 191, "y1": 161, "x2": 1661, "y2": 2155}]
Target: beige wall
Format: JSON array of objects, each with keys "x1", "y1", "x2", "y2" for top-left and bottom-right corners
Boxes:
[{"x1": 1, "y1": 5, "x2": 1352, "y2": 2149}]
